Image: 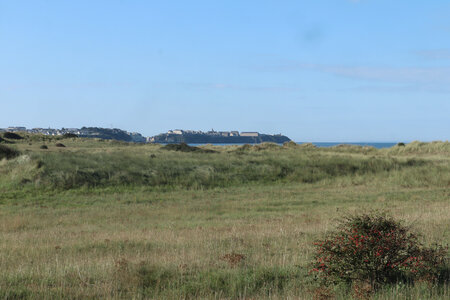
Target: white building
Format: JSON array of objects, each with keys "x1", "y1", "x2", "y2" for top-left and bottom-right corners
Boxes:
[
  {"x1": 168, "y1": 130, "x2": 183, "y2": 135},
  {"x1": 7, "y1": 126, "x2": 26, "y2": 132},
  {"x1": 240, "y1": 132, "x2": 259, "y2": 137}
]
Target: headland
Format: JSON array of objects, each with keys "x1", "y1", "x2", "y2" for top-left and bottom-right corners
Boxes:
[{"x1": 149, "y1": 129, "x2": 291, "y2": 144}]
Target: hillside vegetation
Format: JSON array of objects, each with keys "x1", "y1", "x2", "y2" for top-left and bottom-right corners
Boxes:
[{"x1": 0, "y1": 136, "x2": 448, "y2": 299}]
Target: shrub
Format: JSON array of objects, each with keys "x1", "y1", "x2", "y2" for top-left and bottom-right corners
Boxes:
[
  {"x1": 397, "y1": 142, "x2": 406, "y2": 147},
  {"x1": 0, "y1": 144, "x2": 20, "y2": 160},
  {"x1": 40, "y1": 145, "x2": 48, "y2": 150},
  {"x1": 55, "y1": 143, "x2": 66, "y2": 147},
  {"x1": 161, "y1": 143, "x2": 216, "y2": 153},
  {"x1": 310, "y1": 212, "x2": 448, "y2": 292},
  {"x1": 3, "y1": 132, "x2": 23, "y2": 140},
  {"x1": 63, "y1": 133, "x2": 78, "y2": 138}
]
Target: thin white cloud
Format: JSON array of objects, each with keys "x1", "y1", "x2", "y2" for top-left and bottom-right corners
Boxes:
[
  {"x1": 254, "y1": 62, "x2": 450, "y2": 84},
  {"x1": 342, "y1": 84, "x2": 450, "y2": 94},
  {"x1": 315, "y1": 65, "x2": 450, "y2": 83},
  {"x1": 180, "y1": 82, "x2": 303, "y2": 93},
  {"x1": 416, "y1": 49, "x2": 450, "y2": 60},
  {"x1": 0, "y1": 81, "x2": 135, "y2": 92}
]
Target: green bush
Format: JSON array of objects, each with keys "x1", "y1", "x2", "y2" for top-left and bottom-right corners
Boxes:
[
  {"x1": 161, "y1": 143, "x2": 216, "y2": 153},
  {"x1": 0, "y1": 144, "x2": 20, "y2": 160},
  {"x1": 310, "y1": 213, "x2": 448, "y2": 292},
  {"x1": 63, "y1": 133, "x2": 78, "y2": 138},
  {"x1": 3, "y1": 132, "x2": 23, "y2": 140}
]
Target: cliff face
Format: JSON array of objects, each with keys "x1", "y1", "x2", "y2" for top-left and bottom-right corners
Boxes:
[
  {"x1": 150, "y1": 133, "x2": 291, "y2": 144},
  {"x1": 78, "y1": 127, "x2": 146, "y2": 142},
  {"x1": 79, "y1": 127, "x2": 133, "y2": 142}
]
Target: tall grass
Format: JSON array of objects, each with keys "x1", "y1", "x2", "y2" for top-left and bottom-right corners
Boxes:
[
  {"x1": 386, "y1": 140, "x2": 450, "y2": 155},
  {"x1": 0, "y1": 144, "x2": 20, "y2": 160},
  {"x1": 0, "y1": 139, "x2": 448, "y2": 298},
  {"x1": 2, "y1": 142, "x2": 446, "y2": 190}
]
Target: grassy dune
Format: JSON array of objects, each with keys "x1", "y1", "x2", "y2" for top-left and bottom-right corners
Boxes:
[{"x1": 0, "y1": 136, "x2": 449, "y2": 299}]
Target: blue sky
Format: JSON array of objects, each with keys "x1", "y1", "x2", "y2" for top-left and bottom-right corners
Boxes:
[{"x1": 1, "y1": 0, "x2": 449, "y2": 142}]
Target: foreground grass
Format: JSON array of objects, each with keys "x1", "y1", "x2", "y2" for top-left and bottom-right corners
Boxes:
[{"x1": 0, "y1": 137, "x2": 448, "y2": 299}]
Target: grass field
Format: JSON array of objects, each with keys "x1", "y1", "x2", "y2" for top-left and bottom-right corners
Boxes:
[{"x1": 0, "y1": 135, "x2": 449, "y2": 299}]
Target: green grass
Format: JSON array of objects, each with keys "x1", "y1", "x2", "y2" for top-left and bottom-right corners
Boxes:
[{"x1": 0, "y1": 138, "x2": 448, "y2": 299}]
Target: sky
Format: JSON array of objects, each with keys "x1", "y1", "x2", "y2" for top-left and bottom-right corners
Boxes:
[{"x1": 1, "y1": 0, "x2": 449, "y2": 142}]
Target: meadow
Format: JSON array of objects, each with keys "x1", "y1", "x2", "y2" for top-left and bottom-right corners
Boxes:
[{"x1": 0, "y1": 135, "x2": 449, "y2": 299}]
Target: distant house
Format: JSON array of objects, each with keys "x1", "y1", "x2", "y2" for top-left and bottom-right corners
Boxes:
[
  {"x1": 230, "y1": 131, "x2": 239, "y2": 136},
  {"x1": 207, "y1": 129, "x2": 219, "y2": 135},
  {"x1": 219, "y1": 131, "x2": 230, "y2": 137},
  {"x1": 168, "y1": 130, "x2": 183, "y2": 135},
  {"x1": 240, "y1": 132, "x2": 259, "y2": 137},
  {"x1": 7, "y1": 126, "x2": 26, "y2": 132}
]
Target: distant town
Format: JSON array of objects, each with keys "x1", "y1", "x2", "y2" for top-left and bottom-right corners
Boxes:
[
  {"x1": 0, "y1": 126, "x2": 147, "y2": 143},
  {"x1": 0, "y1": 127, "x2": 291, "y2": 144}
]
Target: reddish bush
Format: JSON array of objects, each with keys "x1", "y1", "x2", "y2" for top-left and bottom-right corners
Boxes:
[
  {"x1": 310, "y1": 213, "x2": 448, "y2": 290},
  {"x1": 220, "y1": 252, "x2": 245, "y2": 267}
]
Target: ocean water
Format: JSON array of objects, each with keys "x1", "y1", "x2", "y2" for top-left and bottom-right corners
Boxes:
[
  {"x1": 189, "y1": 142, "x2": 397, "y2": 149},
  {"x1": 306, "y1": 142, "x2": 397, "y2": 149}
]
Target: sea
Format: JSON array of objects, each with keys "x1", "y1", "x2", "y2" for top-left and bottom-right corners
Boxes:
[
  {"x1": 189, "y1": 142, "x2": 397, "y2": 149},
  {"x1": 305, "y1": 142, "x2": 397, "y2": 149}
]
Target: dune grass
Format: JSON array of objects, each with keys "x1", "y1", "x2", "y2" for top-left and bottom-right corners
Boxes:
[
  {"x1": 0, "y1": 145, "x2": 21, "y2": 160},
  {"x1": 0, "y1": 139, "x2": 448, "y2": 299}
]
